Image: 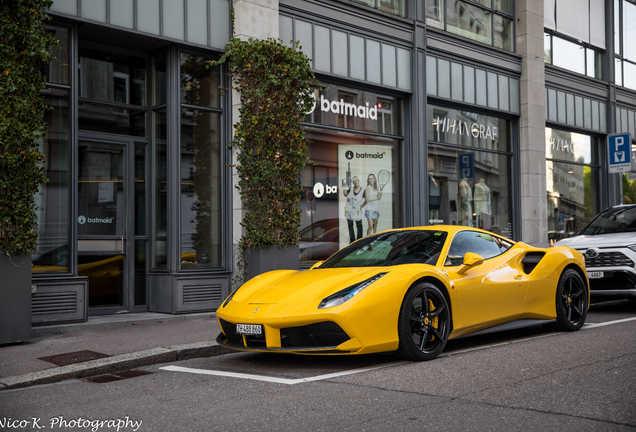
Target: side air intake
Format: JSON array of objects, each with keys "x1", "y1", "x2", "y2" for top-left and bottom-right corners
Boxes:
[{"x1": 521, "y1": 252, "x2": 546, "y2": 274}]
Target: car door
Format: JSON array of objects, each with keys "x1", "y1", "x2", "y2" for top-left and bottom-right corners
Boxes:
[{"x1": 443, "y1": 231, "x2": 528, "y2": 334}]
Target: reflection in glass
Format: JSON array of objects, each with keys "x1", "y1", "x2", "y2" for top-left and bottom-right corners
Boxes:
[
  {"x1": 427, "y1": 104, "x2": 509, "y2": 152},
  {"x1": 545, "y1": 128, "x2": 594, "y2": 165},
  {"x1": 135, "y1": 143, "x2": 146, "y2": 236},
  {"x1": 77, "y1": 143, "x2": 125, "y2": 237},
  {"x1": 180, "y1": 110, "x2": 222, "y2": 268},
  {"x1": 493, "y1": 14, "x2": 513, "y2": 51},
  {"x1": 624, "y1": 0, "x2": 636, "y2": 62},
  {"x1": 134, "y1": 240, "x2": 147, "y2": 306},
  {"x1": 153, "y1": 54, "x2": 167, "y2": 106},
  {"x1": 623, "y1": 61, "x2": 636, "y2": 91},
  {"x1": 306, "y1": 86, "x2": 401, "y2": 136},
  {"x1": 180, "y1": 54, "x2": 220, "y2": 108},
  {"x1": 426, "y1": 0, "x2": 444, "y2": 28},
  {"x1": 616, "y1": 58, "x2": 623, "y2": 86},
  {"x1": 427, "y1": 144, "x2": 511, "y2": 237},
  {"x1": 79, "y1": 46, "x2": 146, "y2": 106},
  {"x1": 447, "y1": 0, "x2": 491, "y2": 45},
  {"x1": 494, "y1": 0, "x2": 510, "y2": 13},
  {"x1": 552, "y1": 36, "x2": 585, "y2": 75},
  {"x1": 78, "y1": 102, "x2": 146, "y2": 136},
  {"x1": 153, "y1": 111, "x2": 168, "y2": 268},
  {"x1": 33, "y1": 88, "x2": 70, "y2": 273},
  {"x1": 544, "y1": 33, "x2": 552, "y2": 63},
  {"x1": 547, "y1": 162, "x2": 598, "y2": 242},
  {"x1": 79, "y1": 254, "x2": 123, "y2": 307},
  {"x1": 622, "y1": 172, "x2": 636, "y2": 206},
  {"x1": 44, "y1": 25, "x2": 69, "y2": 85},
  {"x1": 299, "y1": 127, "x2": 401, "y2": 264},
  {"x1": 546, "y1": 128, "x2": 599, "y2": 243}
]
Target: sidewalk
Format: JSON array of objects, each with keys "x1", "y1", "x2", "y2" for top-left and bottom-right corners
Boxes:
[{"x1": 0, "y1": 312, "x2": 225, "y2": 390}]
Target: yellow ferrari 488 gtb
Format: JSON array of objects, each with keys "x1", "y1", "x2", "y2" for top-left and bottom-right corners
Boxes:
[{"x1": 216, "y1": 226, "x2": 589, "y2": 361}]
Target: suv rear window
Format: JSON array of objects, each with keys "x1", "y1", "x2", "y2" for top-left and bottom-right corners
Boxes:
[{"x1": 579, "y1": 206, "x2": 636, "y2": 235}]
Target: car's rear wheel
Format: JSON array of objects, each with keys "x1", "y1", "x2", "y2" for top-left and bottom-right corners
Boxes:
[
  {"x1": 553, "y1": 269, "x2": 588, "y2": 331},
  {"x1": 396, "y1": 282, "x2": 450, "y2": 361}
]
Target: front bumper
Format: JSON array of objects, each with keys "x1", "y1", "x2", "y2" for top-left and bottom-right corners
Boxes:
[
  {"x1": 577, "y1": 247, "x2": 636, "y2": 299},
  {"x1": 216, "y1": 319, "x2": 360, "y2": 354}
]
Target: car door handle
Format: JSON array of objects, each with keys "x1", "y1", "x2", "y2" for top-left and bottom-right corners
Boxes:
[{"x1": 514, "y1": 274, "x2": 523, "y2": 280}]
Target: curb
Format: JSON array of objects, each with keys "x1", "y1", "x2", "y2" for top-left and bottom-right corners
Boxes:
[
  {"x1": 0, "y1": 341, "x2": 227, "y2": 390},
  {"x1": 31, "y1": 312, "x2": 216, "y2": 338}
]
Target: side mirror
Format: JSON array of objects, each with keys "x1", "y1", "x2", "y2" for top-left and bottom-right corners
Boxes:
[
  {"x1": 310, "y1": 261, "x2": 324, "y2": 269},
  {"x1": 456, "y1": 252, "x2": 484, "y2": 275}
]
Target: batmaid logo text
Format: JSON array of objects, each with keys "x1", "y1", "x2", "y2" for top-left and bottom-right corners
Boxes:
[
  {"x1": 78, "y1": 215, "x2": 114, "y2": 224},
  {"x1": 306, "y1": 95, "x2": 378, "y2": 120}
]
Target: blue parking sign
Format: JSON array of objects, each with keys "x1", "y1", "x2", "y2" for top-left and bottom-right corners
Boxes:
[
  {"x1": 458, "y1": 153, "x2": 474, "y2": 181},
  {"x1": 608, "y1": 133, "x2": 633, "y2": 174}
]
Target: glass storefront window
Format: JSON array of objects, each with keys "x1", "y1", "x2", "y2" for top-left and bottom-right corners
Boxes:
[
  {"x1": 179, "y1": 54, "x2": 223, "y2": 269},
  {"x1": 180, "y1": 54, "x2": 220, "y2": 109},
  {"x1": 552, "y1": 36, "x2": 585, "y2": 75},
  {"x1": 78, "y1": 46, "x2": 146, "y2": 106},
  {"x1": 180, "y1": 109, "x2": 222, "y2": 268},
  {"x1": 153, "y1": 110, "x2": 168, "y2": 268},
  {"x1": 33, "y1": 87, "x2": 71, "y2": 273},
  {"x1": 78, "y1": 102, "x2": 146, "y2": 136},
  {"x1": 306, "y1": 86, "x2": 401, "y2": 136},
  {"x1": 299, "y1": 127, "x2": 402, "y2": 264},
  {"x1": 427, "y1": 105, "x2": 509, "y2": 152},
  {"x1": 44, "y1": 25, "x2": 69, "y2": 85},
  {"x1": 447, "y1": 0, "x2": 492, "y2": 45},
  {"x1": 545, "y1": 128, "x2": 599, "y2": 243},
  {"x1": 427, "y1": 104, "x2": 512, "y2": 237},
  {"x1": 427, "y1": 145, "x2": 512, "y2": 237}
]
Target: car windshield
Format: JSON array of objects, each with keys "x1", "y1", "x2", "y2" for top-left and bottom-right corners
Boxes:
[
  {"x1": 319, "y1": 230, "x2": 448, "y2": 268},
  {"x1": 579, "y1": 206, "x2": 636, "y2": 235}
]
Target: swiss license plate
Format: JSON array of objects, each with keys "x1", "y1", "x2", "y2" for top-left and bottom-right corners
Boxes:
[
  {"x1": 236, "y1": 324, "x2": 262, "y2": 335},
  {"x1": 587, "y1": 271, "x2": 604, "y2": 279}
]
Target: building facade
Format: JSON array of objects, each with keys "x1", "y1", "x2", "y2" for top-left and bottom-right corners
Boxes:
[{"x1": 31, "y1": 0, "x2": 635, "y2": 323}]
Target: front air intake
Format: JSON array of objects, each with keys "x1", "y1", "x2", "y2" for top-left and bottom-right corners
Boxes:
[{"x1": 280, "y1": 322, "x2": 350, "y2": 347}]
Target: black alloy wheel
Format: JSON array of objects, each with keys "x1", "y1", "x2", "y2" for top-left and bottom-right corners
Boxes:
[
  {"x1": 554, "y1": 268, "x2": 588, "y2": 331},
  {"x1": 396, "y1": 282, "x2": 450, "y2": 361}
]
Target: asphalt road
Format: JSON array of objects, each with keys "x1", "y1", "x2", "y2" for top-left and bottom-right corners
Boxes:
[{"x1": 1, "y1": 300, "x2": 635, "y2": 432}]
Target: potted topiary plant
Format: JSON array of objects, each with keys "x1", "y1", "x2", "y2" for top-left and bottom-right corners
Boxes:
[
  {"x1": 212, "y1": 37, "x2": 319, "y2": 282},
  {"x1": 0, "y1": 0, "x2": 58, "y2": 343}
]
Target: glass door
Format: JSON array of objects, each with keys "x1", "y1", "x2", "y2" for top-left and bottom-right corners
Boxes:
[{"x1": 77, "y1": 140, "x2": 129, "y2": 313}]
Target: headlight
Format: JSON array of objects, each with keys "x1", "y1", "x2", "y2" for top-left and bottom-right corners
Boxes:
[
  {"x1": 628, "y1": 244, "x2": 636, "y2": 253},
  {"x1": 318, "y1": 272, "x2": 388, "y2": 309},
  {"x1": 221, "y1": 288, "x2": 240, "y2": 308}
]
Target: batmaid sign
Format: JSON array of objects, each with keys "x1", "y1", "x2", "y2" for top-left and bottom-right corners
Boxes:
[{"x1": 306, "y1": 94, "x2": 378, "y2": 120}]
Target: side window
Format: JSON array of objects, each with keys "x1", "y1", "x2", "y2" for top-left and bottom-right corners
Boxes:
[
  {"x1": 495, "y1": 237, "x2": 515, "y2": 253},
  {"x1": 445, "y1": 231, "x2": 504, "y2": 266}
]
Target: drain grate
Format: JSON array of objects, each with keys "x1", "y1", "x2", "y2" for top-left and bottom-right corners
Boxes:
[
  {"x1": 80, "y1": 369, "x2": 154, "y2": 384},
  {"x1": 38, "y1": 350, "x2": 111, "y2": 366}
]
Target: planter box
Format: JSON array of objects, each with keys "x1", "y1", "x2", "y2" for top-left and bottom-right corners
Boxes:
[
  {"x1": 0, "y1": 251, "x2": 32, "y2": 344},
  {"x1": 246, "y1": 245, "x2": 299, "y2": 281}
]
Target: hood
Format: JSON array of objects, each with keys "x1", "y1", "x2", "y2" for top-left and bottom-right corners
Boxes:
[
  {"x1": 233, "y1": 267, "x2": 395, "y2": 305},
  {"x1": 556, "y1": 232, "x2": 636, "y2": 249}
]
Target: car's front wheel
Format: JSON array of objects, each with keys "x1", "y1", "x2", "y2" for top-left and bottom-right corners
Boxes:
[
  {"x1": 553, "y1": 268, "x2": 588, "y2": 331},
  {"x1": 396, "y1": 282, "x2": 450, "y2": 361}
]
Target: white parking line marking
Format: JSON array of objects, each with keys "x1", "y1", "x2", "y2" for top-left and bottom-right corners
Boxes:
[
  {"x1": 160, "y1": 361, "x2": 408, "y2": 385},
  {"x1": 162, "y1": 318, "x2": 636, "y2": 384},
  {"x1": 582, "y1": 316, "x2": 636, "y2": 329}
]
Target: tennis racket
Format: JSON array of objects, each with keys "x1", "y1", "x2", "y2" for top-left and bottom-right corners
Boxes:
[{"x1": 378, "y1": 169, "x2": 391, "y2": 191}]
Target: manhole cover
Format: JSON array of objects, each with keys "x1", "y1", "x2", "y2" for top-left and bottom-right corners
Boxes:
[
  {"x1": 80, "y1": 370, "x2": 153, "y2": 384},
  {"x1": 38, "y1": 350, "x2": 111, "y2": 366}
]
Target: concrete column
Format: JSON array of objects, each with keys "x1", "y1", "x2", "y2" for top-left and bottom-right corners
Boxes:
[
  {"x1": 231, "y1": 0, "x2": 279, "y2": 281},
  {"x1": 516, "y1": 0, "x2": 548, "y2": 246}
]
